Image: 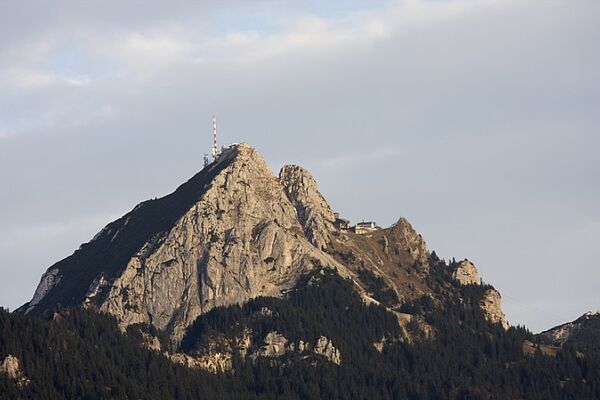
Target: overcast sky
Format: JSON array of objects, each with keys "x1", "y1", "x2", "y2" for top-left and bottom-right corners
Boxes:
[{"x1": 1, "y1": 0, "x2": 598, "y2": 332}]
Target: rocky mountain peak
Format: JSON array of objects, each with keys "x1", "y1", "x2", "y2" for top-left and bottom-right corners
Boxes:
[
  {"x1": 386, "y1": 217, "x2": 429, "y2": 268},
  {"x1": 278, "y1": 164, "x2": 336, "y2": 250},
  {"x1": 24, "y1": 143, "x2": 347, "y2": 343},
  {"x1": 452, "y1": 259, "x2": 480, "y2": 285}
]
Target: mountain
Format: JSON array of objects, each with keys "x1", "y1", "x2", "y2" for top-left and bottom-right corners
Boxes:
[
  {"x1": 3, "y1": 143, "x2": 599, "y2": 399},
  {"x1": 21, "y1": 143, "x2": 508, "y2": 344}
]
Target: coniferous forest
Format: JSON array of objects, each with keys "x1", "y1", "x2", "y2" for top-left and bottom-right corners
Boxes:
[{"x1": 1, "y1": 259, "x2": 600, "y2": 399}]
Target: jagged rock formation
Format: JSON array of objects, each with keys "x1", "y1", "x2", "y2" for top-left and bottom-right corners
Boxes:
[
  {"x1": 254, "y1": 331, "x2": 289, "y2": 358},
  {"x1": 452, "y1": 259, "x2": 480, "y2": 285},
  {"x1": 312, "y1": 336, "x2": 342, "y2": 364},
  {"x1": 249, "y1": 332, "x2": 342, "y2": 366},
  {"x1": 0, "y1": 355, "x2": 29, "y2": 387},
  {"x1": 279, "y1": 165, "x2": 336, "y2": 250},
  {"x1": 452, "y1": 260, "x2": 508, "y2": 328},
  {"x1": 386, "y1": 218, "x2": 429, "y2": 269},
  {"x1": 480, "y1": 289, "x2": 509, "y2": 330},
  {"x1": 172, "y1": 330, "x2": 341, "y2": 373}
]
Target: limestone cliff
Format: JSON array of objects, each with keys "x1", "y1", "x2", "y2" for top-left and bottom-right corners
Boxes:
[
  {"x1": 24, "y1": 144, "x2": 347, "y2": 343},
  {"x1": 452, "y1": 259, "x2": 480, "y2": 286},
  {"x1": 452, "y1": 260, "x2": 508, "y2": 328},
  {"x1": 480, "y1": 288, "x2": 509, "y2": 330},
  {"x1": 279, "y1": 165, "x2": 336, "y2": 250}
]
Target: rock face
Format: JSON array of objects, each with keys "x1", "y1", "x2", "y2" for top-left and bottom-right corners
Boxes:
[
  {"x1": 480, "y1": 289, "x2": 509, "y2": 330},
  {"x1": 453, "y1": 261, "x2": 508, "y2": 329},
  {"x1": 245, "y1": 332, "x2": 342, "y2": 366},
  {"x1": 94, "y1": 145, "x2": 349, "y2": 342},
  {"x1": 25, "y1": 268, "x2": 60, "y2": 314},
  {"x1": 25, "y1": 144, "x2": 346, "y2": 343},
  {"x1": 452, "y1": 260, "x2": 480, "y2": 285},
  {"x1": 172, "y1": 329, "x2": 253, "y2": 373},
  {"x1": 313, "y1": 336, "x2": 342, "y2": 364},
  {"x1": 255, "y1": 331, "x2": 289, "y2": 358},
  {"x1": 173, "y1": 330, "x2": 341, "y2": 372},
  {"x1": 279, "y1": 165, "x2": 336, "y2": 250},
  {"x1": 0, "y1": 355, "x2": 29, "y2": 387}
]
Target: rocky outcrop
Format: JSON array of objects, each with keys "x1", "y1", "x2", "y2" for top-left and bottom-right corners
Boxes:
[
  {"x1": 169, "y1": 352, "x2": 232, "y2": 372},
  {"x1": 387, "y1": 218, "x2": 429, "y2": 270},
  {"x1": 480, "y1": 289, "x2": 509, "y2": 330},
  {"x1": 140, "y1": 332, "x2": 162, "y2": 352},
  {"x1": 279, "y1": 165, "x2": 336, "y2": 250},
  {"x1": 452, "y1": 261, "x2": 507, "y2": 330},
  {"x1": 0, "y1": 355, "x2": 29, "y2": 387},
  {"x1": 313, "y1": 336, "x2": 342, "y2": 364},
  {"x1": 174, "y1": 329, "x2": 252, "y2": 373},
  {"x1": 373, "y1": 337, "x2": 387, "y2": 352},
  {"x1": 452, "y1": 259, "x2": 480, "y2": 285},
  {"x1": 173, "y1": 330, "x2": 342, "y2": 372},
  {"x1": 254, "y1": 331, "x2": 289, "y2": 358},
  {"x1": 25, "y1": 268, "x2": 60, "y2": 314},
  {"x1": 251, "y1": 332, "x2": 341, "y2": 365}
]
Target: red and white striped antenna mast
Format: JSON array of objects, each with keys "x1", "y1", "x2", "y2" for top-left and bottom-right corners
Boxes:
[{"x1": 211, "y1": 114, "x2": 219, "y2": 160}]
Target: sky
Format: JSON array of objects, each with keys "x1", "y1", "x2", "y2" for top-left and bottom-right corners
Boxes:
[{"x1": 0, "y1": 0, "x2": 599, "y2": 333}]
